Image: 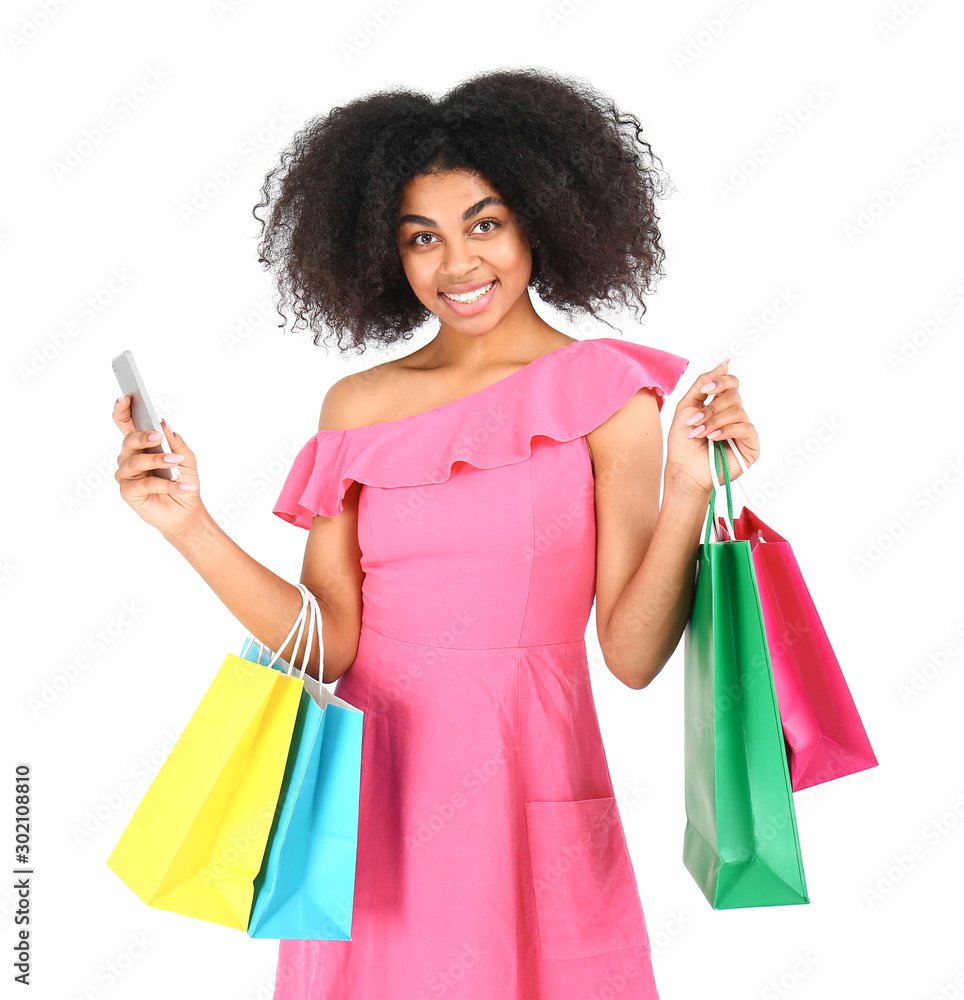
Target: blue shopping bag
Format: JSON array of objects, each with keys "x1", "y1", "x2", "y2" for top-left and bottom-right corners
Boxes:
[{"x1": 239, "y1": 588, "x2": 364, "y2": 940}]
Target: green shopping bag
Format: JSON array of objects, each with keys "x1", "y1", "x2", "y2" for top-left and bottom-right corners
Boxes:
[{"x1": 682, "y1": 437, "x2": 809, "y2": 909}]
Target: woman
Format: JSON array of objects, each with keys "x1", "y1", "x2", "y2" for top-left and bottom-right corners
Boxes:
[{"x1": 112, "y1": 67, "x2": 758, "y2": 999}]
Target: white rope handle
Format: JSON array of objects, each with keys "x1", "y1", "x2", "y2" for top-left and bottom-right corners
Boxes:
[
  {"x1": 251, "y1": 585, "x2": 308, "y2": 673},
  {"x1": 250, "y1": 583, "x2": 320, "y2": 679},
  {"x1": 700, "y1": 381, "x2": 751, "y2": 495},
  {"x1": 280, "y1": 583, "x2": 323, "y2": 680},
  {"x1": 304, "y1": 586, "x2": 324, "y2": 681},
  {"x1": 292, "y1": 583, "x2": 317, "y2": 680}
]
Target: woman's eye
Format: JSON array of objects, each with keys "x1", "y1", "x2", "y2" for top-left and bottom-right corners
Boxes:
[{"x1": 408, "y1": 219, "x2": 502, "y2": 246}]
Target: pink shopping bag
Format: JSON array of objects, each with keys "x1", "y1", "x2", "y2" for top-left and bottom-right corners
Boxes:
[
  {"x1": 730, "y1": 505, "x2": 878, "y2": 790},
  {"x1": 708, "y1": 439, "x2": 879, "y2": 792}
]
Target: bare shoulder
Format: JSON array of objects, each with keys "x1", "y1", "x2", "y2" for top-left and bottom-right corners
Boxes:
[
  {"x1": 316, "y1": 370, "x2": 377, "y2": 431},
  {"x1": 585, "y1": 387, "x2": 661, "y2": 473},
  {"x1": 319, "y1": 332, "x2": 581, "y2": 430},
  {"x1": 318, "y1": 358, "x2": 420, "y2": 430}
]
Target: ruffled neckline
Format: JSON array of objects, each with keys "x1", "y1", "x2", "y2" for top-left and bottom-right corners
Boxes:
[
  {"x1": 273, "y1": 336, "x2": 690, "y2": 523},
  {"x1": 317, "y1": 337, "x2": 607, "y2": 434}
]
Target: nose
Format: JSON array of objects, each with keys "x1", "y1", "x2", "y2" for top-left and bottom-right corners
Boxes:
[{"x1": 439, "y1": 239, "x2": 482, "y2": 279}]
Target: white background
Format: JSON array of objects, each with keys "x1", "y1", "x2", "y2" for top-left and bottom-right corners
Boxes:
[{"x1": 4, "y1": 1, "x2": 962, "y2": 998}]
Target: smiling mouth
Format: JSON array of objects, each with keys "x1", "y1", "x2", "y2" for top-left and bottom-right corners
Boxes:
[{"x1": 440, "y1": 280, "x2": 497, "y2": 304}]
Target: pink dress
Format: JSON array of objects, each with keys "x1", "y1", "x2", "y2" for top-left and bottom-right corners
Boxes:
[{"x1": 271, "y1": 336, "x2": 690, "y2": 1000}]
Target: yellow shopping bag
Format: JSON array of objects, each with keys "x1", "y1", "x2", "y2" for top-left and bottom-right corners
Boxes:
[{"x1": 106, "y1": 600, "x2": 310, "y2": 930}]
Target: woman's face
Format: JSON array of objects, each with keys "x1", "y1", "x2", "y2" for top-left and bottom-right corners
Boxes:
[{"x1": 396, "y1": 170, "x2": 534, "y2": 334}]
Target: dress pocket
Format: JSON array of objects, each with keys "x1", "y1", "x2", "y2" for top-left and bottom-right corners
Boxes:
[{"x1": 524, "y1": 796, "x2": 650, "y2": 961}]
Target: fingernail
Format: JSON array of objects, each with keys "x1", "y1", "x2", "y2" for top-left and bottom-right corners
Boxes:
[
  {"x1": 715, "y1": 358, "x2": 730, "y2": 369},
  {"x1": 148, "y1": 432, "x2": 161, "y2": 441},
  {"x1": 700, "y1": 381, "x2": 717, "y2": 393}
]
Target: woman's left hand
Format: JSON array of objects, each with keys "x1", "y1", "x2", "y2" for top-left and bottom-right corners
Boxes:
[{"x1": 664, "y1": 358, "x2": 761, "y2": 496}]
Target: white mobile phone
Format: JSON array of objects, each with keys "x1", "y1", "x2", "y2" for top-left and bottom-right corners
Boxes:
[{"x1": 111, "y1": 350, "x2": 179, "y2": 481}]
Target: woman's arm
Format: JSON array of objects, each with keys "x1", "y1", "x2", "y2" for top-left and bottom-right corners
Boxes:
[
  {"x1": 113, "y1": 377, "x2": 366, "y2": 684},
  {"x1": 161, "y1": 485, "x2": 363, "y2": 684},
  {"x1": 589, "y1": 389, "x2": 710, "y2": 689},
  {"x1": 590, "y1": 360, "x2": 758, "y2": 689}
]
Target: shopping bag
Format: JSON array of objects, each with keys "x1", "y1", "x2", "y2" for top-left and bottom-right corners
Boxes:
[
  {"x1": 106, "y1": 595, "x2": 311, "y2": 930},
  {"x1": 242, "y1": 587, "x2": 364, "y2": 940},
  {"x1": 682, "y1": 438, "x2": 809, "y2": 909},
  {"x1": 720, "y1": 446, "x2": 879, "y2": 791}
]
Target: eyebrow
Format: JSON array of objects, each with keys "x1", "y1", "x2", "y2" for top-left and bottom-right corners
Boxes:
[{"x1": 397, "y1": 195, "x2": 505, "y2": 229}]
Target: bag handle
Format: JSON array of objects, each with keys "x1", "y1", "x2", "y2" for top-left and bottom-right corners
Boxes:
[
  {"x1": 704, "y1": 438, "x2": 733, "y2": 544},
  {"x1": 290, "y1": 583, "x2": 317, "y2": 681},
  {"x1": 698, "y1": 385, "x2": 754, "y2": 543},
  {"x1": 302, "y1": 585, "x2": 325, "y2": 682},
  {"x1": 251, "y1": 583, "x2": 323, "y2": 680},
  {"x1": 703, "y1": 436, "x2": 752, "y2": 544},
  {"x1": 719, "y1": 436, "x2": 751, "y2": 478},
  {"x1": 253, "y1": 585, "x2": 308, "y2": 674}
]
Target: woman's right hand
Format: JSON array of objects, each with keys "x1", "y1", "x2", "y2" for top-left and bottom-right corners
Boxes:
[{"x1": 113, "y1": 395, "x2": 202, "y2": 537}]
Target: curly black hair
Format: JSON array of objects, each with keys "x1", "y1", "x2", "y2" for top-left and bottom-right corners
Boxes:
[{"x1": 252, "y1": 66, "x2": 672, "y2": 356}]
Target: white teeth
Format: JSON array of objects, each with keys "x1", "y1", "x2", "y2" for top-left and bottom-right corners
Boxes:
[{"x1": 442, "y1": 281, "x2": 494, "y2": 303}]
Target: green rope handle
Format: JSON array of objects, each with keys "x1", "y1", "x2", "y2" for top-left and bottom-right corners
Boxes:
[{"x1": 702, "y1": 439, "x2": 735, "y2": 546}]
